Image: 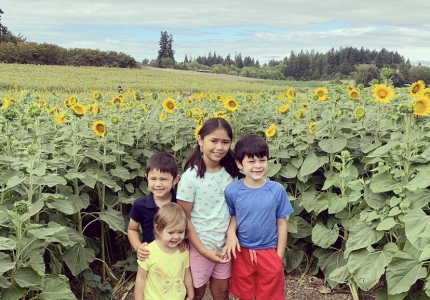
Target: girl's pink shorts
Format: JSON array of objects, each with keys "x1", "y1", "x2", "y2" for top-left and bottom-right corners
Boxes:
[{"x1": 189, "y1": 246, "x2": 232, "y2": 288}]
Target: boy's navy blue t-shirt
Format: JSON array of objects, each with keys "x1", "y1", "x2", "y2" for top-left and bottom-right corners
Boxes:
[{"x1": 129, "y1": 190, "x2": 177, "y2": 243}]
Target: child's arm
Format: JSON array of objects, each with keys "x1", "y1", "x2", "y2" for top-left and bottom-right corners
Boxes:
[
  {"x1": 276, "y1": 217, "x2": 288, "y2": 259},
  {"x1": 134, "y1": 265, "x2": 147, "y2": 300},
  {"x1": 127, "y1": 219, "x2": 150, "y2": 260},
  {"x1": 222, "y1": 214, "x2": 241, "y2": 259},
  {"x1": 177, "y1": 200, "x2": 230, "y2": 264},
  {"x1": 184, "y1": 267, "x2": 194, "y2": 300}
]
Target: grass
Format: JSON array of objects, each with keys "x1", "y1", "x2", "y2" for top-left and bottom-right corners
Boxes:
[{"x1": 0, "y1": 63, "x2": 329, "y2": 93}]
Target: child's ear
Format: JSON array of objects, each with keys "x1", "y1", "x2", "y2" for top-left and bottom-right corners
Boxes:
[
  {"x1": 173, "y1": 175, "x2": 180, "y2": 185},
  {"x1": 197, "y1": 135, "x2": 203, "y2": 147},
  {"x1": 236, "y1": 160, "x2": 243, "y2": 170}
]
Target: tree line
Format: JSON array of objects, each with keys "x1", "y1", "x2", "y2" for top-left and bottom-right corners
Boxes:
[
  {"x1": 0, "y1": 41, "x2": 137, "y2": 68},
  {"x1": 150, "y1": 45, "x2": 430, "y2": 87}
]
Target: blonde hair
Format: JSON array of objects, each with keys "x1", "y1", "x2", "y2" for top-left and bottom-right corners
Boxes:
[{"x1": 153, "y1": 203, "x2": 189, "y2": 239}]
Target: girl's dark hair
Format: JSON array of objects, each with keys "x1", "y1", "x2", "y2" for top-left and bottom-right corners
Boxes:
[{"x1": 183, "y1": 118, "x2": 239, "y2": 178}]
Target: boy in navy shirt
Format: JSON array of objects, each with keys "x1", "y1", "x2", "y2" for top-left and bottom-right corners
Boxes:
[
  {"x1": 127, "y1": 152, "x2": 180, "y2": 260},
  {"x1": 223, "y1": 134, "x2": 294, "y2": 300}
]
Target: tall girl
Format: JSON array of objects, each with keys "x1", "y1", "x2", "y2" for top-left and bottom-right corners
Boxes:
[{"x1": 177, "y1": 118, "x2": 239, "y2": 300}]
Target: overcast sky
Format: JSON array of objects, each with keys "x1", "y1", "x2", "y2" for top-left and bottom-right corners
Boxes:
[{"x1": 2, "y1": 0, "x2": 430, "y2": 66}]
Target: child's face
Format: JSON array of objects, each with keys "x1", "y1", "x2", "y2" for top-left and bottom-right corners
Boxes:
[
  {"x1": 198, "y1": 128, "x2": 231, "y2": 166},
  {"x1": 159, "y1": 222, "x2": 186, "y2": 249},
  {"x1": 237, "y1": 155, "x2": 268, "y2": 187},
  {"x1": 146, "y1": 169, "x2": 179, "y2": 201}
]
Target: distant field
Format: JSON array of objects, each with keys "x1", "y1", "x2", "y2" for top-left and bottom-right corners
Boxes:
[{"x1": 0, "y1": 63, "x2": 328, "y2": 92}]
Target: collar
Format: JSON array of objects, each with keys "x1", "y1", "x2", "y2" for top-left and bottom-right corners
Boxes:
[{"x1": 144, "y1": 189, "x2": 176, "y2": 208}]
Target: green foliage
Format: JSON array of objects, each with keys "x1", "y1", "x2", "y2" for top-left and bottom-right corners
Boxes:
[{"x1": 0, "y1": 42, "x2": 137, "y2": 67}]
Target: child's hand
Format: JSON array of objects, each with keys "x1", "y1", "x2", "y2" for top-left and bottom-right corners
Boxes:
[
  {"x1": 178, "y1": 240, "x2": 189, "y2": 253},
  {"x1": 223, "y1": 233, "x2": 241, "y2": 260},
  {"x1": 204, "y1": 249, "x2": 231, "y2": 264},
  {"x1": 185, "y1": 296, "x2": 193, "y2": 300},
  {"x1": 137, "y1": 242, "x2": 150, "y2": 261}
]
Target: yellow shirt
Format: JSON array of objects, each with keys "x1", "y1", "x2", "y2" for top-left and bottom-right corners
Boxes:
[{"x1": 138, "y1": 241, "x2": 190, "y2": 300}]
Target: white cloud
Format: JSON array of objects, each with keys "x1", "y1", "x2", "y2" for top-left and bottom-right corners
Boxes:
[{"x1": 1, "y1": 0, "x2": 429, "y2": 65}]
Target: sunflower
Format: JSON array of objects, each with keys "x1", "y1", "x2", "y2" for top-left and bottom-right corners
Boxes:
[
  {"x1": 162, "y1": 98, "x2": 178, "y2": 114},
  {"x1": 69, "y1": 96, "x2": 77, "y2": 105},
  {"x1": 422, "y1": 88, "x2": 430, "y2": 99},
  {"x1": 308, "y1": 122, "x2": 320, "y2": 135},
  {"x1": 356, "y1": 108, "x2": 366, "y2": 118},
  {"x1": 313, "y1": 87, "x2": 328, "y2": 99},
  {"x1": 278, "y1": 104, "x2": 290, "y2": 113},
  {"x1": 349, "y1": 89, "x2": 360, "y2": 100},
  {"x1": 89, "y1": 105, "x2": 99, "y2": 115},
  {"x1": 111, "y1": 116, "x2": 119, "y2": 124},
  {"x1": 112, "y1": 97, "x2": 123, "y2": 105},
  {"x1": 286, "y1": 88, "x2": 295, "y2": 100},
  {"x1": 159, "y1": 113, "x2": 166, "y2": 121},
  {"x1": 214, "y1": 110, "x2": 225, "y2": 118},
  {"x1": 347, "y1": 85, "x2": 355, "y2": 91},
  {"x1": 194, "y1": 124, "x2": 203, "y2": 140},
  {"x1": 413, "y1": 97, "x2": 430, "y2": 117},
  {"x1": 265, "y1": 124, "x2": 277, "y2": 138},
  {"x1": 300, "y1": 102, "x2": 309, "y2": 108},
  {"x1": 246, "y1": 94, "x2": 253, "y2": 101},
  {"x1": 55, "y1": 113, "x2": 66, "y2": 124},
  {"x1": 187, "y1": 98, "x2": 193, "y2": 105},
  {"x1": 224, "y1": 98, "x2": 239, "y2": 112},
  {"x1": 371, "y1": 84, "x2": 395, "y2": 104},
  {"x1": 71, "y1": 103, "x2": 86, "y2": 116},
  {"x1": 410, "y1": 80, "x2": 425, "y2": 97},
  {"x1": 93, "y1": 91, "x2": 101, "y2": 99},
  {"x1": 92, "y1": 121, "x2": 107, "y2": 137}
]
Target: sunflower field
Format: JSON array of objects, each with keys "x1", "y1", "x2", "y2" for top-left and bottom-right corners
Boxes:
[{"x1": 2, "y1": 66, "x2": 430, "y2": 300}]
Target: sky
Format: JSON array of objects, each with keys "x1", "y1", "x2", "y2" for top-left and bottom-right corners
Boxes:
[{"x1": 1, "y1": 0, "x2": 430, "y2": 66}]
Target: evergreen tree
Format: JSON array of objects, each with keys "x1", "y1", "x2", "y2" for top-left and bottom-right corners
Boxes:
[
  {"x1": 235, "y1": 52, "x2": 243, "y2": 68},
  {"x1": 157, "y1": 31, "x2": 174, "y2": 67},
  {"x1": 184, "y1": 54, "x2": 189, "y2": 63}
]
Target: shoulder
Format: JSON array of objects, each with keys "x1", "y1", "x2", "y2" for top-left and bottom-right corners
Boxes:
[
  {"x1": 265, "y1": 180, "x2": 284, "y2": 191},
  {"x1": 225, "y1": 179, "x2": 242, "y2": 192},
  {"x1": 131, "y1": 194, "x2": 154, "y2": 210},
  {"x1": 180, "y1": 168, "x2": 198, "y2": 180}
]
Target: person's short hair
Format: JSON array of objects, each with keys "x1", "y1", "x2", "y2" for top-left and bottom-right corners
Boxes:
[
  {"x1": 146, "y1": 152, "x2": 178, "y2": 178},
  {"x1": 153, "y1": 203, "x2": 189, "y2": 239},
  {"x1": 235, "y1": 134, "x2": 269, "y2": 163}
]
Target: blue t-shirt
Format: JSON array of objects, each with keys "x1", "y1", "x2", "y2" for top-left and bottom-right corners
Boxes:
[
  {"x1": 129, "y1": 190, "x2": 177, "y2": 243},
  {"x1": 225, "y1": 179, "x2": 293, "y2": 249}
]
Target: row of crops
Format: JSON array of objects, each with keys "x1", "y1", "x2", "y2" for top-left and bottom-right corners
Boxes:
[{"x1": 1, "y1": 68, "x2": 430, "y2": 299}]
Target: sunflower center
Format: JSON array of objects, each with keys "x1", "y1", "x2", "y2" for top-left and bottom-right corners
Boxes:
[
  {"x1": 416, "y1": 103, "x2": 424, "y2": 112},
  {"x1": 317, "y1": 91, "x2": 324, "y2": 97},
  {"x1": 96, "y1": 124, "x2": 105, "y2": 132},
  {"x1": 229, "y1": 101, "x2": 237, "y2": 107},
  {"x1": 379, "y1": 90, "x2": 387, "y2": 97},
  {"x1": 413, "y1": 85, "x2": 420, "y2": 93},
  {"x1": 167, "y1": 103, "x2": 174, "y2": 109}
]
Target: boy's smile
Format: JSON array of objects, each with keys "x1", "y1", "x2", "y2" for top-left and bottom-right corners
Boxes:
[{"x1": 237, "y1": 155, "x2": 268, "y2": 188}]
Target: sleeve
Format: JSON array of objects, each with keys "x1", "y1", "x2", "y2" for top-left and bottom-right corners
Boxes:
[
  {"x1": 137, "y1": 256, "x2": 150, "y2": 271},
  {"x1": 176, "y1": 170, "x2": 196, "y2": 203},
  {"x1": 224, "y1": 184, "x2": 236, "y2": 215},
  {"x1": 129, "y1": 199, "x2": 143, "y2": 223},
  {"x1": 275, "y1": 183, "x2": 294, "y2": 219},
  {"x1": 183, "y1": 250, "x2": 190, "y2": 268}
]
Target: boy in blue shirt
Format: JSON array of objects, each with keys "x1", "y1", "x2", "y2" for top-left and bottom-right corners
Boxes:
[
  {"x1": 223, "y1": 134, "x2": 294, "y2": 300},
  {"x1": 127, "y1": 152, "x2": 180, "y2": 260}
]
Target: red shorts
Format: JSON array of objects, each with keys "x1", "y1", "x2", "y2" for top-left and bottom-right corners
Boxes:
[{"x1": 230, "y1": 247, "x2": 285, "y2": 300}]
